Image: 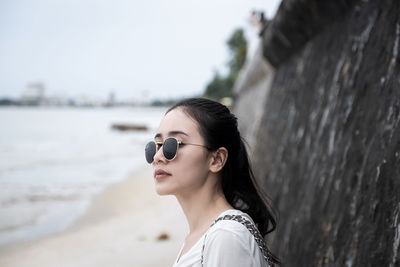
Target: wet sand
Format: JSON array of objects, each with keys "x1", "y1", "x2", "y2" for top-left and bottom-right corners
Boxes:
[{"x1": 0, "y1": 166, "x2": 187, "y2": 267}]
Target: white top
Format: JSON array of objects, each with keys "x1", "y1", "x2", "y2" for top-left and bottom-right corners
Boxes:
[{"x1": 172, "y1": 209, "x2": 269, "y2": 267}]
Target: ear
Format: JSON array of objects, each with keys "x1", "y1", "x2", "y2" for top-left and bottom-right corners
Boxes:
[{"x1": 209, "y1": 147, "x2": 228, "y2": 173}]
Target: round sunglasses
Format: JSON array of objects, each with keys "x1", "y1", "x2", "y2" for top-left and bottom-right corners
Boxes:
[{"x1": 145, "y1": 137, "x2": 209, "y2": 163}]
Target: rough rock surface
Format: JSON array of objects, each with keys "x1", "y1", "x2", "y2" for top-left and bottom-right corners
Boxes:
[{"x1": 235, "y1": 0, "x2": 400, "y2": 266}]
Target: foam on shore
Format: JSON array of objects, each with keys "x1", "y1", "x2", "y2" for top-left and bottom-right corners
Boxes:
[{"x1": 0, "y1": 165, "x2": 187, "y2": 267}]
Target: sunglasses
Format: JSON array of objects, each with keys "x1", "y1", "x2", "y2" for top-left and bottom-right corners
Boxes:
[{"x1": 145, "y1": 137, "x2": 209, "y2": 163}]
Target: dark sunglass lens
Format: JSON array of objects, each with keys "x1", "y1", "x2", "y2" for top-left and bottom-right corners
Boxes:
[
  {"x1": 163, "y1": 138, "x2": 178, "y2": 160},
  {"x1": 145, "y1": 141, "x2": 156, "y2": 163}
]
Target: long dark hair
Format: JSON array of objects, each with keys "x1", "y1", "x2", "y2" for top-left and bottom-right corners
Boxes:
[{"x1": 167, "y1": 97, "x2": 280, "y2": 264}]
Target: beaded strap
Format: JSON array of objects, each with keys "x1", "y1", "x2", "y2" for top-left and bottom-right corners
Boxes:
[{"x1": 200, "y1": 214, "x2": 272, "y2": 267}]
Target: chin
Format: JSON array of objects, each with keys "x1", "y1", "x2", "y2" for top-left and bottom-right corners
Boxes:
[{"x1": 154, "y1": 183, "x2": 175, "y2": 196}]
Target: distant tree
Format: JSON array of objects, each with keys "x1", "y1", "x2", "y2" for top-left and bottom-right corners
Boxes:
[
  {"x1": 0, "y1": 98, "x2": 19, "y2": 106},
  {"x1": 227, "y1": 28, "x2": 247, "y2": 79},
  {"x1": 204, "y1": 72, "x2": 235, "y2": 99},
  {"x1": 204, "y1": 28, "x2": 247, "y2": 100}
]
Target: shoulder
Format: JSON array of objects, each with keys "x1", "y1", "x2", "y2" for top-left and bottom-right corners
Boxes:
[
  {"x1": 207, "y1": 210, "x2": 256, "y2": 248},
  {"x1": 201, "y1": 210, "x2": 266, "y2": 266}
]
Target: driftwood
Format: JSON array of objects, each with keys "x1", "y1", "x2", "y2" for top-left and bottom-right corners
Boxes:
[{"x1": 111, "y1": 123, "x2": 148, "y2": 132}]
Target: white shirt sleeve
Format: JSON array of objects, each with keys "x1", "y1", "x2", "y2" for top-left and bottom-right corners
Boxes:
[{"x1": 203, "y1": 228, "x2": 258, "y2": 267}]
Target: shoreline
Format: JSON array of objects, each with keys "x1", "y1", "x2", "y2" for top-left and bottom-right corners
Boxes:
[{"x1": 0, "y1": 165, "x2": 187, "y2": 267}]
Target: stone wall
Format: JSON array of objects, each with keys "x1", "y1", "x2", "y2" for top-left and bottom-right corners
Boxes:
[
  {"x1": 233, "y1": 45, "x2": 275, "y2": 153},
  {"x1": 234, "y1": 0, "x2": 400, "y2": 266}
]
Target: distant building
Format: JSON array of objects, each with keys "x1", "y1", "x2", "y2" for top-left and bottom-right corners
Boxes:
[
  {"x1": 105, "y1": 91, "x2": 116, "y2": 107},
  {"x1": 20, "y1": 82, "x2": 46, "y2": 105}
]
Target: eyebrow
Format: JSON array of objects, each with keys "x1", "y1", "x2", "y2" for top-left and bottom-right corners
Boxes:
[{"x1": 154, "y1": 131, "x2": 189, "y2": 139}]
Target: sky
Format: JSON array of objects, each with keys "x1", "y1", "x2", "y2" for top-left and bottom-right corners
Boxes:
[{"x1": 0, "y1": 0, "x2": 280, "y2": 102}]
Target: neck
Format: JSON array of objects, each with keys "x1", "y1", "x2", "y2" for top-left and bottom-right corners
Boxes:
[{"x1": 175, "y1": 177, "x2": 233, "y2": 235}]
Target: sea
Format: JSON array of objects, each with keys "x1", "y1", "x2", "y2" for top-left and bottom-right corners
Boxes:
[{"x1": 0, "y1": 106, "x2": 167, "y2": 247}]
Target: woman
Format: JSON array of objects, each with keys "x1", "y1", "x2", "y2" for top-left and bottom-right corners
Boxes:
[{"x1": 145, "y1": 98, "x2": 279, "y2": 266}]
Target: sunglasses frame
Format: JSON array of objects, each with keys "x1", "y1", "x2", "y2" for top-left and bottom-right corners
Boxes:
[{"x1": 145, "y1": 137, "x2": 210, "y2": 163}]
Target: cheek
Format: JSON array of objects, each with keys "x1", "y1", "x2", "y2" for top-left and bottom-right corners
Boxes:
[
  {"x1": 155, "y1": 150, "x2": 209, "y2": 195},
  {"x1": 174, "y1": 151, "x2": 209, "y2": 184}
]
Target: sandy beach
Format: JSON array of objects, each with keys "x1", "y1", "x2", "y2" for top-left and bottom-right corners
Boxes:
[{"x1": 0, "y1": 165, "x2": 187, "y2": 267}]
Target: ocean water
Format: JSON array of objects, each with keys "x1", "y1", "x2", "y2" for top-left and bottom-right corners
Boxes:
[{"x1": 0, "y1": 106, "x2": 166, "y2": 246}]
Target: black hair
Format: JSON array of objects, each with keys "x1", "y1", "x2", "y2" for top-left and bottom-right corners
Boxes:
[{"x1": 167, "y1": 97, "x2": 280, "y2": 264}]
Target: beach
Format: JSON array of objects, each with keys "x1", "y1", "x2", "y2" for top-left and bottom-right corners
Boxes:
[{"x1": 0, "y1": 165, "x2": 187, "y2": 267}]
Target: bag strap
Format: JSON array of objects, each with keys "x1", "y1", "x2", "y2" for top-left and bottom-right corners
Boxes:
[{"x1": 200, "y1": 214, "x2": 272, "y2": 267}]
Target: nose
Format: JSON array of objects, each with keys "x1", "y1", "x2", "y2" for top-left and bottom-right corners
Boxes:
[{"x1": 153, "y1": 145, "x2": 166, "y2": 164}]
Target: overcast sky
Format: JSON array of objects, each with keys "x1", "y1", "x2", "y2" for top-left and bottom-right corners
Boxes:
[{"x1": 0, "y1": 0, "x2": 280, "y2": 102}]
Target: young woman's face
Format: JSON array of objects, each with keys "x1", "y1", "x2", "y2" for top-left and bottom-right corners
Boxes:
[{"x1": 152, "y1": 107, "x2": 211, "y2": 196}]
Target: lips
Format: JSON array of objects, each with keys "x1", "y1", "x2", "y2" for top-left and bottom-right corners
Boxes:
[{"x1": 154, "y1": 169, "x2": 171, "y2": 179}]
